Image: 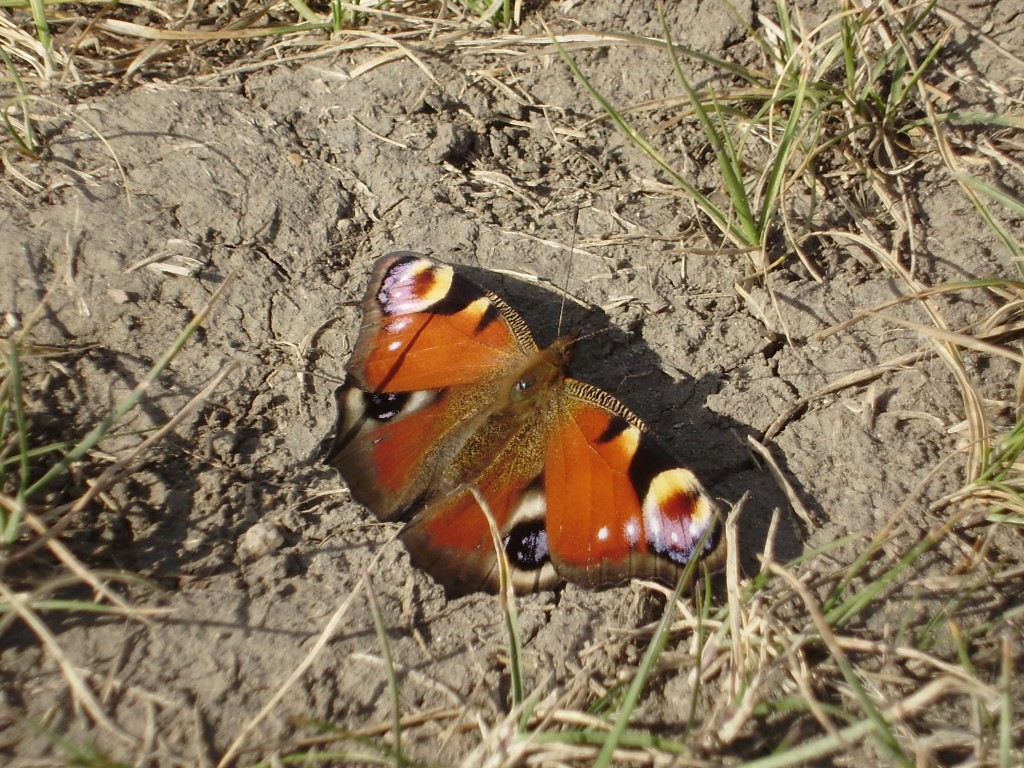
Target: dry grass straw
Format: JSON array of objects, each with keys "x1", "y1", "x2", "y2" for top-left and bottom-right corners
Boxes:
[
  {"x1": 215, "y1": 581, "x2": 366, "y2": 767},
  {"x1": 434, "y1": 492, "x2": 1011, "y2": 765},
  {"x1": 544, "y1": 3, "x2": 1023, "y2": 762},
  {"x1": 0, "y1": 1, "x2": 521, "y2": 90}
]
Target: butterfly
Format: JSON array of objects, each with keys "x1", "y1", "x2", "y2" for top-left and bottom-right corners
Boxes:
[{"x1": 326, "y1": 252, "x2": 724, "y2": 596}]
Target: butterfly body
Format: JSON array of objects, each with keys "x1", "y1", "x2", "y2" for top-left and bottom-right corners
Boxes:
[{"x1": 328, "y1": 252, "x2": 723, "y2": 595}]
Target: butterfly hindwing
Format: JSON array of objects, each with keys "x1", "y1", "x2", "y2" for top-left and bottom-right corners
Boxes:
[
  {"x1": 329, "y1": 383, "x2": 454, "y2": 520},
  {"x1": 399, "y1": 423, "x2": 558, "y2": 595}
]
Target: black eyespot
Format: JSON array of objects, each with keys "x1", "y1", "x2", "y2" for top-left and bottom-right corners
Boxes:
[
  {"x1": 364, "y1": 391, "x2": 408, "y2": 421},
  {"x1": 504, "y1": 520, "x2": 549, "y2": 571}
]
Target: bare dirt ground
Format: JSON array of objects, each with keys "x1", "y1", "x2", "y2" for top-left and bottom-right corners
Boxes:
[{"x1": 2, "y1": 1, "x2": 1023, "y2": 765}]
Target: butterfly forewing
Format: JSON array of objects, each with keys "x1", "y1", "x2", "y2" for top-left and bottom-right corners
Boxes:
[
  {"x1": 327, "y1": 253, "x2": 536, "y2": 521},
  {"x1": 347, "y1": 252, "x2": 537, "y2": 392},
  {"x1": 544, "y1": 381, "x2": 720, "y2": 585}
]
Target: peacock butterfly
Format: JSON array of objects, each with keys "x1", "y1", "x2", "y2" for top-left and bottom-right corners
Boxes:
[{"x1": 326, "y1": 252, "x2": 724, "y2": 596}]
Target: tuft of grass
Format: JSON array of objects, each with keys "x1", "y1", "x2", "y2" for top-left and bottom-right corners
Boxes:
[
  {"x1": 0, "y1": 0, "x2": 526, "y2": 179},
  {"x1": 556, "y1": 1, "x2": 1024, "y2": 278},
  {"x1": 547, "y1": 2, "x2": 1023, "y2": 764},
  {"x1": 0, "y1": 0, "x2": 517, "y2": 90}
]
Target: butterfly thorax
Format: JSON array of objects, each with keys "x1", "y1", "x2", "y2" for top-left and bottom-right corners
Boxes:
[
  {"x1": 497, "y1": 337, "x2": 572, "y2": 415},
  {"x1": 437, "y1": 338, "x2": 573, "y2": 493}
]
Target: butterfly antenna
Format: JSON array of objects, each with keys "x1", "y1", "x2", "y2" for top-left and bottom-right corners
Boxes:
[
  {"x1": 556, "y1": 207, "x2": 579, "y2": 338},
  {"x1": 570, "y1": 324, "x2": 614, "y2": 350}
]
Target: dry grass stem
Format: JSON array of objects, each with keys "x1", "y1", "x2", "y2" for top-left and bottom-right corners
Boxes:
[
  {"x1": 746, "y1": 437, "x2": 814, "y2": 526},
  {"x1": 215, "y1": 584, "x2": 364, "y2": 768}
]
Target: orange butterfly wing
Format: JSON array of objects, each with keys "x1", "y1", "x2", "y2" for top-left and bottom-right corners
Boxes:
[
  {"x1": 400, "y1": 425, "x2": 557, "y2": 594},
  {"x1": 544, "y1": 381, "x2": 721, "y2": 587},
  {"x1": 347, "y1": 252, "x2": 534, "y2": 392}
]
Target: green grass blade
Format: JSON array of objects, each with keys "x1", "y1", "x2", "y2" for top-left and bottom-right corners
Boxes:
[
  {"x1": 27, "y1": 0, "x2": 52, "y2": 51},
  {"x1": 287, "y1": 0, "x2": 324, "y2": 25},
  {"x1": 362, "y1": 572, "x2": 404, "y2": 767},
  {"x1": 472, "y1": 486, "x2": 526, "y2": 713},
  {"x1": 774, "y1": 565, "x2": 911, "y2": 766},
  {"x1": 841, "y1": 10, "x2": 857, "y2": 93},
  {"x1": 0, "y1": 69, "x2": 37, "y2": 158},
  {"x1": 1000, "y1": 635, "x2": 1012, "y2": 768},
  {"x1": 755, "y1": 55, "x2": 808, "y2": 239},
  {"x1": 2, "y1": 339, "x2": 30, "y2": 543},
  {"x1": 774, "y1": 0, "x2": 796, "y2": 62},
  {"x1": 957, "y1": 173, "x2": 1024, "y2": 219},
  {"x1": 954, "y1": 173, "x2": 1024, "y2": 276},
  {"x1": 549, "y1": 26, "x2": 749, "y2": 247},
  {"x1": 661, "y1": 6, "x2": 758, "y2": 244},
  {"x1": 684, "y1": 575, "x2": 713, "y2": 738},
  {"x1": 824, "y1": 509, "x2": 965, "y2": 627}
]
